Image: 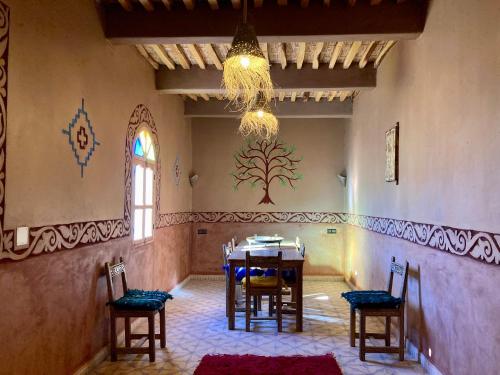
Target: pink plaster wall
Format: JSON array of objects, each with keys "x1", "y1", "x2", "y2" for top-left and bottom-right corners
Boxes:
[
  {"x1": 0, "y1": 224, "x2": 191, "y2": 375},
  {"x1": 191, "y1": 222, "x2": 344, "y2": 276},
  {"x1": 344, "y1": 0, "x2": 500, "y2": 374},
  {"x1": 344, "y1": 226, "x2": 500, "y2": 375}
]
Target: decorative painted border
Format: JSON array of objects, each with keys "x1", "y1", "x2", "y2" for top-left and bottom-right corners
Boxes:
[
  {"x1": 191, "y1": 211, "x2": 347, "y2": 224},
  {"x1": 0, "y1": 103, "x2": 161, "y2": 261},
  {"x1": 0, "y1": 2, "x2": 11, "y2": 260},
  {"x1": 157, "y1": 212, "x2": 192, "y2": 228},
  {"x1": 345, "y1": 214, "x2": 500, "y2": 265}
]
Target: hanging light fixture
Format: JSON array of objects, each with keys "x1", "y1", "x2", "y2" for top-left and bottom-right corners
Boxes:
[
  {"x1": 239, "y1": 93, "x2": 279, "y2": 140},
  {"x1": 223, "y1": 0, "x2": 273, "y2": 110}
]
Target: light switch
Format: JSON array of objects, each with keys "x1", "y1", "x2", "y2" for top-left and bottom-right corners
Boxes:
[{"x1": 16, "y1": 226, "x2": 29, "y2": 249}]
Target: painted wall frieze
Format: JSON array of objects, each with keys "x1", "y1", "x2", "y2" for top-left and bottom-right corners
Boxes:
[
  {"x1": 191, "y1": 211, "x2": 346, "y2": 224},
  {"x1": 345, "y1": 214, "x2": 500, "y2": 265}
]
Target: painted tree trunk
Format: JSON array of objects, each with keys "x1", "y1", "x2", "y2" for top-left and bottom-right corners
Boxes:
[{"x1": 259, "y1": 187, "x2": 274, "y2": 205}]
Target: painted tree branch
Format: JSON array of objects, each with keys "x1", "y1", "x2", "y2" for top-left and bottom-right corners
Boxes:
[{"x1": 232, "y1": 138, "x2": 303, "y2": 205}]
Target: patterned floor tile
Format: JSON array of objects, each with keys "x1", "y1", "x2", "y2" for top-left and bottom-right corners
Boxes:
[{"x1": 92, "y1": 281, "x2": 425, "y2": 375}]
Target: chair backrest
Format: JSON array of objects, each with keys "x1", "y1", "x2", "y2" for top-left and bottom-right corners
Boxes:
[
  {"x1": 299, "y1": 243, "x2": 306, "y2": 258},
  {"x1": 104, "y1": 256, "x2": 129, "y2": 303},
  {"x1": 245, "y1": 251, "x2": 283, "y2": 291},
  {"x1": 387, "y1": 256, "x2": 409, "y2": 301},
  {"x1": 222, "y1": 243, "x2": 231, "y2": 266}
]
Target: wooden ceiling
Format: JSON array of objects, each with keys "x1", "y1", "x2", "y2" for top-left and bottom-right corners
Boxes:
[{"x1": 98, "y1": 0, "x2": 427, "y2": 112}]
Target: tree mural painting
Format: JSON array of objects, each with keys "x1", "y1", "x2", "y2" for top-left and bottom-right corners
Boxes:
[{"x1": 232, "y1": 138, "x2": 303, "y2": 205}]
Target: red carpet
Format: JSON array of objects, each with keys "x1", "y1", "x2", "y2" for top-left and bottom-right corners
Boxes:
[{"x1": 194, "y1": 353, "x2": 343, "y2": 375}]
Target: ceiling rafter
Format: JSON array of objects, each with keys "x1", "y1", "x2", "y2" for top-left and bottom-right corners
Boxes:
[
  {"x1": 187, "y1": 44, "x2": 206, "y2": 69},
  {"x1": 207, "y1": 0, "x2": 219, "y2": 10},
  {"x1": 169, "y1": 44, "x2": 190, "y2": 69},
  {"x1": 161, "y1": 0, "x2": 172, "y2": 10},
  {"x1": 149, "y1": 44, "x2": 175, "y2": 69},
  {"x1": 343, "y1": 41, "x2": 361, "y2": 69},
  {"x1": 139, "y1": 0, "x2": 154, "y2": 11},
  {"x1": 103, "y1": 1, "x2": 427, "y2": 44},
  {"x1": 184, "y1": 99, "x2": 353, "y2": 118},
  {"x1": 359, "y1": 41, "x2": 377, "y2": 68},
  {"x1": 203, "y1": 44, "x2": 223, "y2": 70},
  {"x1": 329, "y1": 42, "x2": 343, "y2": 69},
  {"x1": 296, "y1": 42, "x2": 306, "y2": 69},
  {"x1": 375, "y1": 40, "x2": 395, "y2": 68},
  {"x1": 312, "y1": 42, "x2": 324, "y2": 69},
  {"x1": 117, "y1": 0, "x2": 133, "y2": 11},
  {"x1": 135, "y1": 45, "x2": 159, "y2": 69}
]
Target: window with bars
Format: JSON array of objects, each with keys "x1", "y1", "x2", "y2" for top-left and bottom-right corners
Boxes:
[{"x1": 132, "y1": 129, "x2": 156, "y2": 243}]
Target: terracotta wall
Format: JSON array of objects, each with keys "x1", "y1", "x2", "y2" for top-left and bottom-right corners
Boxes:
[
  {"x1": 190, "y1": 118, "x2": 347, "y2": 275},
  {"x1": 0, "y1": 1, "x2": 192, "y2": 374},
  {"x1": 344, "y1": 0, "x2": 500, "y2": 374}
]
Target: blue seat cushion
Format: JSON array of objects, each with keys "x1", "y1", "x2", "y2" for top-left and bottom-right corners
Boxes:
[
  {"x1": 341, "y1": 290, "x2": 402, "y2": 309},
  {"x1": 111, "y1": 289, "x2": 173, "y2": 311},
  {"x1": 126, "y1": 289, "x2": 173, "y2": 303},
  {"x1": 223, "y1": 265, "x2": 265, "y2": 282}
]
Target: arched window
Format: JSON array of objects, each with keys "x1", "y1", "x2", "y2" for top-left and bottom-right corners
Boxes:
[{"x1": 132, "y1": 129, "x2": 156, "y2": 243}]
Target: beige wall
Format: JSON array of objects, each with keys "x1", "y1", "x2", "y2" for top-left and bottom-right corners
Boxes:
[
  {"x1": 345, "y1": 0, "x2": 500, "y2": 374},
  {"x1": 5, "y1": 0, "x2": 192, "y2": 228},
  {"x1": 192, "y1": 117, "x2": 347, "y2": 212},
  {"x1": 0, "y1": 1, "x2": 192, "y2": 374},
  {"x1": 190, "y1": 117, "x2": 347, "y2": 276}
]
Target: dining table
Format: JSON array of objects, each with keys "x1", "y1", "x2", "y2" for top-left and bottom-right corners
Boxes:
[{"x1": 227, "y1": 239, "x2": 305, "y2": 332}]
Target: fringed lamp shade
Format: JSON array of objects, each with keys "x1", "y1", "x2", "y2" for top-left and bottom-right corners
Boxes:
[
  {"x1": 223, "y1": 23, "x2": 273, "y2": 110},
  {"x1": 240, "y1": 97, "x2": 279, "y2": 140}
]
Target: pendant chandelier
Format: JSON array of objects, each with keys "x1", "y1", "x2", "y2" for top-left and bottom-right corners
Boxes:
[
  {"x1": 223, "y1": 0, "x2": 274, "y2": 110},
  {"x1": 239, "y1": 93, "x2": 279, "y2": 140}
]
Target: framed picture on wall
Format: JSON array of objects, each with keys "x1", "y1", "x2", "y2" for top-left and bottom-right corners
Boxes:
[{"x1": 385, "y1": 122, "x2": 399, "y2": 184}]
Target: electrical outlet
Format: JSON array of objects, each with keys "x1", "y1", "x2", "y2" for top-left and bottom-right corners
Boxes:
[
  {"x1": 327, "y1": 228, "x2": 337, "y2": 234},
  {"x1": 197, "y1": 228, "x2": 208, "y2": 235}
]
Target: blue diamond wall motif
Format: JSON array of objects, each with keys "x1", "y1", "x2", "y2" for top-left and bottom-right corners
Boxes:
[{"x1": 62, "y1": 99, "x2": 100, "y2": 177}]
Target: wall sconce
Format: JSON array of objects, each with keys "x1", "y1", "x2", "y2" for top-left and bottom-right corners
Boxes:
[
  {"x1": 337, "y1": 173, "x2": 347, "y2": 187},
  {"x1": 189, "y1": 174, "x2": 199, "y2": 187}
]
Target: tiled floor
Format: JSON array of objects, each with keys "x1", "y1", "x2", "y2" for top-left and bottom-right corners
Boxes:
[{"x1": 93, "y1": 280, "x2": 425, "y2": 375}]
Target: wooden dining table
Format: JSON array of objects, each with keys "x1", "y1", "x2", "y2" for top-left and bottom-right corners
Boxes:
[{"x1": 227, "y1": 240, "x2": 305, "y2": 332}]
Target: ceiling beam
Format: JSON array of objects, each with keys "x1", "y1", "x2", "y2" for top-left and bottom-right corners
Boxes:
[
  {"x1": 156, "y1": 64, "x2": 376, "y2": 94},
  {"x1": 184, "y1": 99, "x2": 353, "y2": 118},
  {"x1": 103, "y1": 1, "x2": 427, "y2": 44}
]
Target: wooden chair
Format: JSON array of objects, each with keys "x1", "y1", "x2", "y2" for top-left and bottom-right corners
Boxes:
[
  {"x1": 105, "y1": 257, "x2": 167, "y2": 362},
  {"x1": 244, "y1": 251, "x2": 283, "y2": 332},
  {"x1": 342, "y1": 256, "x2": 409, "y2": 361},
  {"x1": 223, "y1": 243, "x2": 261, "y2": 317}
]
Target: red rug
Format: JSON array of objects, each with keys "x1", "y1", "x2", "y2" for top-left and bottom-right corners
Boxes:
[{"x1": 194, "y1": 353, "x2": 343, "y2": 375}]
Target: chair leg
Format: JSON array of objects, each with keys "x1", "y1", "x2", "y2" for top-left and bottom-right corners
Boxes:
[
  {"x1": 350, "y1": 308, "x2": 356, "y2": 347},
  {"x1": 148, "y1": 314, "x2": 156, "y2": 362},
  {"x1": 359, "y1": 311, "x2": 366, "y2": 361},
  {"x1": 225, "y1": 278, "x2": 229, "y2": 317},
  {"x1": 110, "y1": 312, "x2": 117, "y2": 362},
  {"x1": 399, "y1": 311, "x2": 405, "y2": 361},
  {"x1": 269, "y1": 295, "x2": 273, "y2": 317},
  {"x1": 246, "y1": 291, "x2": 251, "y2": 332},
  {"x1": 291, "y1": 287, "x2": 296, "y2": 303},
  {"x1": 160, "y1": 308, "x2": 166, "y2": 349},
  {"x1": 258, "y1": 296, "x2": 262, "y2": 311},
  {"x1": 385, "y1": 316, "x2": 391, "y2": 347},
  {"x1": 124, "y1": 317, "x2": 131, "y2": 348},
  {"x1": 277, "y1": 292, "x2": 282, "y2": 333},
  {"x1": 253, "y1": 296, "x2": 258, "y2": 316}
]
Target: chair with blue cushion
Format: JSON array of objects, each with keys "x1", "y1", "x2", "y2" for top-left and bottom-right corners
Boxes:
[
  {"x1": 341, "y1": 256, "x2": 409, "y2": 361},
  {"x1": 223, "y1": 243, "x2": 263, "y2": 316},
  {"x1": 243, "y1": 251, "x2": 283, "y2": 332},
  {"x1": 105, "y1": 257, "x2": 173, "y2": 362}
]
